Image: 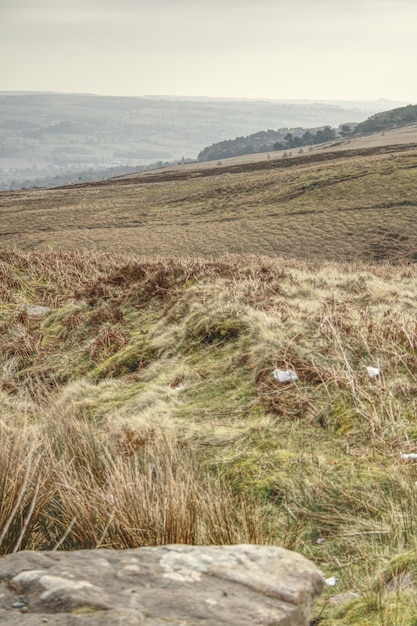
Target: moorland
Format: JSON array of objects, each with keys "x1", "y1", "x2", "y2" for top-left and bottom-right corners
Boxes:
[
  {"x1": 1, "y1": 125, "x2": 417, "y2": 262},
  {"x1": 1, "y1": 123, "x2": 417, "y2": 625}
]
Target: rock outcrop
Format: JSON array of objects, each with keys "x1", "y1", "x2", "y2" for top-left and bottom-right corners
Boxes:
[{"x1": 0, "y1": 544, "x2": 323, "y2": 625}]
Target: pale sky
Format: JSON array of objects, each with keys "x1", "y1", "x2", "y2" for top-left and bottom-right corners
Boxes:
[{"x1": 1, "y1": 0, "x2": 417, "y2": 102}]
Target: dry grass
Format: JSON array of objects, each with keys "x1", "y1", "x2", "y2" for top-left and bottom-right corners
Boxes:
[
  {"x1": 1, "y1": 248, "x2": 417, "y2": 622},
  {"x1": 0, "y1": 412, "x2": 271, "y2": 554},
  {"x1": 1, "y1": 143, "x2": 417, "y2": 263}
]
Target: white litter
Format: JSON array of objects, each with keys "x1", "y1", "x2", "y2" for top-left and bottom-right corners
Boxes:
[
  {"x1": 19, "y1": 304, "x2": 52, "y2": 317},
  {"x1": 324, "y1": 576, "x2": 337, "y2": 587},
  {"x1": 316, "y1": 538, "x2": 326, "y2": 545},
  {"x1": 401, "y1": 453, "x2": 417, "y2": 460},
  {"x1": 366, "y1": 366, "x2": 380, "y2": 379},
  {"x1": 273, "y1": 369, "x2": 299, "y2": 383}
]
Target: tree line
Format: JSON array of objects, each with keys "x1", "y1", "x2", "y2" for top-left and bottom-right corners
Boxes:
[
  {"x1": 352, "y1": 104, "x2": 417, "y2": 135},
  {"x1": 272, "y1": 126, "x2": 340, "y2": 151},
  {"x1": 198, "y1": 125, "x2": 347, "y2": 162}
]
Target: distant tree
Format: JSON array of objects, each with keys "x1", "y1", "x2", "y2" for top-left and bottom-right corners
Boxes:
[
  {"x1": 284, "y1": 133, "x2": 294, "y2": 148},
  {"x1": 198, "y1": 122, "x2": 341, "y2": 162},
  {"x1": 292, "y1": 136, "x2": 304, "y2": 148},
  {"x1": 339, "y1": 124, "x2": 353, "y2": 137},
  {"x1": 314, "y1": 126, "x2": 336, "y2": 143},
  {"x1": 301, "y1": 131, "x2": 314, "y2": 145}
]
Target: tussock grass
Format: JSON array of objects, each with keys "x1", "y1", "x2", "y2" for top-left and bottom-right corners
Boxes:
[
  {"x1": 0, "y1": 409, "x2": 271, "y2": 553},
  {"x1": 1, "y1": 249, "x2": 417, "y2": 624}
]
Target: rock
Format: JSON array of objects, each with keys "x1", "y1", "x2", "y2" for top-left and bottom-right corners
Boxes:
[{"x1": 0, "y1": 544, "x2": 323, "y2": 625}]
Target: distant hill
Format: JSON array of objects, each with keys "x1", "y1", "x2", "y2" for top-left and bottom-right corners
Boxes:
[
  {"x1": 353, "y1": 103, "x2": 417, "y2": 135},
  {"x1": 198, "y1": 103, "x2": 417, "y2": 162},
  {"x1": 198, "y1": 129, "x2": 288, "y2": 161},
  {"x1": 197, "y1": 125, "x2": 341, "y2": 162}
]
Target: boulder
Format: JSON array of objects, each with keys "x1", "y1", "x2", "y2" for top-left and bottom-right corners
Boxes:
[{"x1": 0, "y1": 544, "x2": 323, "y2": 625}]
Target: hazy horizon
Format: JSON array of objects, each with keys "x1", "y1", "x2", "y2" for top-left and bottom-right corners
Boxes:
[
  {"x1": 1, "y1": 0, "x2": 417, "y2": 104},
  {"x1": 0, "y1": 90, "x2": 411, "y2": 106}
]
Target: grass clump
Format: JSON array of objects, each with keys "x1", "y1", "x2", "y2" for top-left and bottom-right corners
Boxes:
[
  {"x1": 0, "y1": 405, "x2": 273, "y2": 552},
  {"x1": 91, "y1": 336, "x2": 156, "y2": 380},
  {"x1": 184, "y1": 308, "x2": 246, "y2": 347}
]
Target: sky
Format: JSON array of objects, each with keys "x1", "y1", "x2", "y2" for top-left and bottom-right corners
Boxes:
[{"x1": 1, "y1": 0, "x2": 417, "y2": 103}]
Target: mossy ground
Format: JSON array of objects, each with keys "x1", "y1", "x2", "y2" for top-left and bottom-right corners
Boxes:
[{"x1": 1, "y1": 249, "x2": 417, "y2": 624}]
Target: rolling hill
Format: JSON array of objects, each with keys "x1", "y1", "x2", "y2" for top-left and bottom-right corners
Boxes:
[
  {"x1": 1, "y1": 126, "x2": 417, "y2": 263},
  {"x1": 353, "y1": 103, "x2": 417, "y2": 135},
  {"x1": 196, "y1": 103, "x2": 417, "y2": 163}
]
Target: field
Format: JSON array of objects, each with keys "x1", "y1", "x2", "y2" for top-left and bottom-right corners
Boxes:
[
  {"x1": 1, "y1": 132, "x2": 417, "y2": 263},
  {"x1": 1, "y1": 133, "x2": 417, "y2": 625}
]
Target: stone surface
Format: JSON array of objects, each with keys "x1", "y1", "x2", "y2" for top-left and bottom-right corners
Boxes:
[{"x1": 0, "y1": 544, "x2": 323, "y2": 625}]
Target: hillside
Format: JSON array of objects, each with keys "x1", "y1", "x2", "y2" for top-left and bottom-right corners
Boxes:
[
  {"x1": 1, "y1": 129, "x2": 417, "y2": 625},
  {"x1": 1, "y1": 249, "x2": 417, "y2": 626},
  {"x1": 354, "y1": 103, "x2": 417, "y2": 135},
  {"x1": 0, "y1": 92, "x2": 404, "y2": 189},
  {"x1": 1, "y1": 138, "x2": 417, "y2": 263},
  {"x1": 197, "y1": 102, "x2": 417, "y2": 163}
]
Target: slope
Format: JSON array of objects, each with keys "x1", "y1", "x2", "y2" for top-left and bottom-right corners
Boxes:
[{"x1": 1, "y1": 138, "x2": 417, "y2": 263}]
